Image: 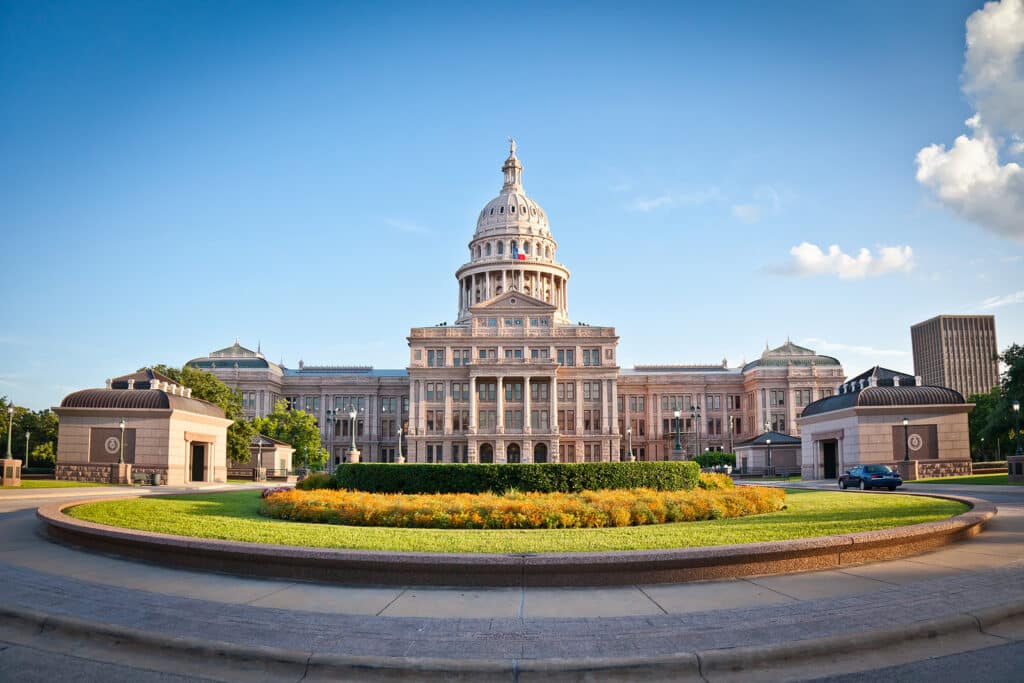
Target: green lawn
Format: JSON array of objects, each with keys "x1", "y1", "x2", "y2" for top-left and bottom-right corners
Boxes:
[
  {"x1": 907, "y1": 473, "x2": 1020, "y2": 486},
  {"x1": 64, "y1": 489, "x2": 968, "y2": 554},
  {"x1": 3, "y1": 480, "x2": 116, "y2": 489}
]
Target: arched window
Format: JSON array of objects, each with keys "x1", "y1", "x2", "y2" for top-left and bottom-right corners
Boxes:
[
  {"x1": 475, "y1": 246, "x2": 481, "y2": 259},
  {"x1": 499, "y1": 206, "x2": 504, "y2": 214},
  {"x1": 511, "y1": 240, "x2": 518, "y2": 251},
  {"x1": 497, "y1": 241, "x2": 504, "y2": 255},
  {"x1": 511, "y1": 205, "x2": 515, "y2": 213},
  {"x1": 523, "y1": 242, "x2": 529, "y2": 254},
  {"x1": 485, "y1": 243, "x2": 492, "y2": 256},
  {"x1": 490, "y1": 208, "x2": 494, "y2": 215}
]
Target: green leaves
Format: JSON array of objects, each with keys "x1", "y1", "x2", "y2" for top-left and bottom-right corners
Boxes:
[{"x1": 253, "y1": 400, "x2": 328, "y2": 470}]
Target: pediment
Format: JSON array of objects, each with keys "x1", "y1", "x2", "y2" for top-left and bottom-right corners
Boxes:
[{"x1": 470, "y1": 290, "x2": 557, "y2": 314}]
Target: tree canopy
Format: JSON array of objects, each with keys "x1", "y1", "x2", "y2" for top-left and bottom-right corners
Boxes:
[
  {"x1": 147, "y1": 365, "x2": 256, "y2": 464},
  {"x1": 969, "y1": 344, "x2": 1024, "y2": 459},
  {"x1": 1, "y1": 396, "x2": 59, "y2": 465},
  {"x1": 253, "y1": 399, "x2": 327, "y2": 470}
]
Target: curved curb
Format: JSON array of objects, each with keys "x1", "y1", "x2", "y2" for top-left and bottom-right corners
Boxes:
[
  {"x1": 2, "y1": 600, "x2": 1023, "y2": 679},
  {"x1": 37, "y1": 491, "x2": 995, "y2": 587}
]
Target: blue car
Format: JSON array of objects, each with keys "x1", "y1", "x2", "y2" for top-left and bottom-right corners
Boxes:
[{"x1": 838, "y1": 464, "x2": 903, "y2": 491}]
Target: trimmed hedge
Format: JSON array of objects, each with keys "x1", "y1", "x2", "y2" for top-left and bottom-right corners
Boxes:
[
  {"x1": 296, "y1": 472, "x2": 336, "y2": 491},
  {"x1": 333, "y1": 461, "x2": 700, "y2": 494},
  {"x1": 693, "y1": 452, "x2": 736, "y2": 468}
]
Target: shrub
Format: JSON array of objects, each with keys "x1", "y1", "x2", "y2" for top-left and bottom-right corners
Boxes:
[
  {"x1": 693, "y1": 452, "x2": 736, "y2": 469},
  {"x1": 296, "y1": 472, "x2": 335, "y2": 490},
  {"x1": 698, "y1": 472, "x2": 734, "y2": 490},
  {"x1": 259, "y1": 486, "x2": 786, "y2": 530},
  {"x1": 333, "y1": 461, "x2": 700, "y2": 494}
]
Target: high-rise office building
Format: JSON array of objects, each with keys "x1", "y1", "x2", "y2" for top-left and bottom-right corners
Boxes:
[{"x1": 911, "y1": 315, "x2": 999, "y2": 399}]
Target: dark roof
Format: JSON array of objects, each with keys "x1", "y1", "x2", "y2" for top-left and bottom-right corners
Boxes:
[
  {"x1": 801, "y1": 385, "x2": 965, "y2": 418},
  {"x1": 252, "y1": 434, "x2": 294, "y2": 448},
  {"x1": 110, "y1": 368, "x2": 178, "y2": 390},
  {"x1": 60, "y1": 389, "x2": 226, "y2": 418},
  {"x1": 189, "y1": 358, "x2": 271, "y2": 370},
  {"x1": 737, "y1": 431, "x2": 801, "y2": 447},
  {"x1": 742, "y1": 341, "x2": 841, "y2": 372},
  {"x1": 840, "y1": 366, "x2": 913, "y2": 393},
  {"x1": 281, "y1": 367, "x2": 408, "y2": 377}
]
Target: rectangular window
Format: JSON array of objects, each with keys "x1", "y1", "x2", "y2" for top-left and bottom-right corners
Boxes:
[
  {"x1": 530, "y1": 347, "x2": 549, "y2": 360},
  {"x1": 583, "y1": 383, "x2": 591, "y2": 401},
  {"x1": 637, "y1": 396, "x2": 645, "y2": 412},
  {"x1": 426, "y1": 383, "x2": 434, "y2": 401},
  {"x1": 427, "y1": 350, "x2": 435, "y2": 367},
  {"x1": 629, "y1": 396, "x2": 637, "y2": 412},
  {"x1": 557, "y1": 349, "x2": 575, "y2": 366}
]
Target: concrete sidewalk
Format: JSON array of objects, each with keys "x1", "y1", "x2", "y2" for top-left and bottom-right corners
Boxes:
[{"x1": 1, "y1": 488, "x2": 1023, "y2": 680}]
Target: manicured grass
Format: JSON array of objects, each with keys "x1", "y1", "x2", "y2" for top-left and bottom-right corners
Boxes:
[
  {"x1": 64, "y1": 489, "x2": 968, "y2": 554},
  {"x1": 907, "y1": 473, "x2": 1020, "y2": 486},
  {"x1": 3, "y1": 480, "x2": 116, "y2": 489}
]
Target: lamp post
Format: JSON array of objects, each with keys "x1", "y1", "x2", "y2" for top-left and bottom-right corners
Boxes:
[
  {"x1": 673, "y1": 409, "x2": 682, "y2": 452},
  {"x1": 348, "y1": 408, "x2": 359, "y2": 462},
  {"x1": 728, "y1": 415, "x2": 734, "y2": 454},
  {"x1": 980, "y1": 436, "x2": 985, "y2": 462},
  {"x1": 5, "y1": 405, "x2": 12, "y2": 459},
  {"x1": 691, "y1": 406, "x2": 702, "y2": 457},
  {"x1": 903, "y1": 417, "x2": 910, "y2": 462},
  {"x1": 118, "y1": 418, "x2": 126, "y2": 465},
  {"x1": 626, "y1": 426, "x2": 633, "y2": 461},
  {"x1": 25, "y1": 431, "x2": 30, "y2": 468},
  {"x1": 1011, "y1": 403, "x2": 1019, "y2": 456},
  {"x1": 766, "y1": 437, "x2": 772, "y2": 475},
  {"x1": 396, "y1": 427, "x2": 405, "y2": 463}
]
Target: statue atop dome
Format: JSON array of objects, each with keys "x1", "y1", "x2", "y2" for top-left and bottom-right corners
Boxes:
[{"x1": 508, "y1": 136, "x2": 516, "y2": 156}]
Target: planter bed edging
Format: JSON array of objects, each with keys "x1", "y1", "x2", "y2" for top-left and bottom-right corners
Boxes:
[{"x1": 36, "y1": 491, "x2": 995, "y2": 587}]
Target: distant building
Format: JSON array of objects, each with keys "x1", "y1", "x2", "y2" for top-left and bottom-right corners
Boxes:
[
  {"x1": 187, "y1": 142, "x2": 846, "y2": 466},
  {"x1": 911, "y1": 315, "x2": 999, "y2": 399}
]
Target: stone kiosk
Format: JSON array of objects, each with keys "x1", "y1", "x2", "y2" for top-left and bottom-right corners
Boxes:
[{"x1": 54, "y1": 369, "x2": 232, "y2": 485}]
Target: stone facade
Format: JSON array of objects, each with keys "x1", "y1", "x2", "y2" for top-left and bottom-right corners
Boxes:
[
  {"x1": 187, "y1": 143, "x2": 845, "y2": 466},
  {"x1": 54, "y1": 370, "x2": 232, "y2": 485}
]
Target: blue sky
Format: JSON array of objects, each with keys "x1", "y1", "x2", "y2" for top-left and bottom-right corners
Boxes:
[{"x1": 2, "y1": 0, "x2": 1023, "y2": 410}]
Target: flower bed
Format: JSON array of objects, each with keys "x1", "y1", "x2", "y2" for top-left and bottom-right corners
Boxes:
[{"x1": 259, "y1": 485, "x2": 785, "y2": 530}]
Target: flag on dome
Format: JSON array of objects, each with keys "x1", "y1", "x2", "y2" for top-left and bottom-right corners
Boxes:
[{"x1": 517, "y1": 251, "x2": 527, "y2": 260}]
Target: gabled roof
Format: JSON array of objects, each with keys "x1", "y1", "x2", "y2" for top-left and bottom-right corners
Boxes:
[
  {"x1": 469, "y1": 290, "x2": 556, "y2": 312},
  {"x1": 110, "y1": 368, "x2": 178, "y2": 390},
  {"x1": 840, "y1": 366, "x2": 913, "y2": 393},
  {"x1": 252, "y1": 434, "x2": 294, "y2": 448},
  {"x1": 737, "y1": 430, "x2": 801, "y2": 447}
]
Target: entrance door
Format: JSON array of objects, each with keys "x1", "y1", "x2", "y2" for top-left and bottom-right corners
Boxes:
[
  {"x1": 534, "y1": 443, "x2": 548, "y2": 463},
  {"x1": 191, "y1": 443, "x2": 205, "y2": 482},
  {"x1": 823, "y1": 441, "x2": 837, "y2": 479},
  {"x1": 479, "y1": 443, "x2": 494, "y2": 464},
  {"x1": 507, "y1": 443, "x2": 521, "y2": 464}
]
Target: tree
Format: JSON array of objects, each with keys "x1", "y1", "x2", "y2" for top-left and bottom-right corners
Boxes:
[
  {"x1": 31, "y1": 442, "x2": 56, "y2": 467},
  {"x1": 0, "y1": 397, "x2": 58, "y2": 465},
  {"x1": 253, "y1": 399, "x2": 327, "y2": 470},
  {"x1": 970, "y1": 344, "x2": 1024, "y2": 459},
  {"x1": 147, "y1": 365, "x2": 256, "y2": 464}
]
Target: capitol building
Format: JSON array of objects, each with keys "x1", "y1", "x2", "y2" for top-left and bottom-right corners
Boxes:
[{"x1": 187, "y1": 142, "x2": 845, "y2": 468}]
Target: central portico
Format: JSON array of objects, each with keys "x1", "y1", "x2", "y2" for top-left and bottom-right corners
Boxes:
[{"x1": 407, "y1": 141, "x2": 620, "y2": 463}]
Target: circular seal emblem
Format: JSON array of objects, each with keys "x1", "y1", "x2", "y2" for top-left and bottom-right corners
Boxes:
[
  {"x1": 908, "y1": 434, "x2": 924, "y2": 452},
  {"x1": 104, "y1": 436, "x2": 121, "y2": 455}
]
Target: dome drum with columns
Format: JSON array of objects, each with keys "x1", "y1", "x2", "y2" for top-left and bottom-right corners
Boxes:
[{"x1": 456, "y1": 139, "x2": 570, "y2": 324}]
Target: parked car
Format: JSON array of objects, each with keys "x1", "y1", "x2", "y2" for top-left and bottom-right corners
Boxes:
[{"x1": 838, "y1": 464, "x2": 903, "y2": 491}]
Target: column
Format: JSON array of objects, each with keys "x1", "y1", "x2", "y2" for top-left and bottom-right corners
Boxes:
[
  {"x1": 418, "y1": 381, "x2": 426, "y2": 432},
  {"x1": 551, "y1": 375, "x2": 558, "y2": 434},
  {"x1": 602, "y1": 379, "x2": 611, "y2": 435},
  {"x1": 408, "y1": 381, "x2": 416, "y2": 435},
  {"x1": 469, "y1": 376, "x2": 477, "y2": 432},
  {"x1": 575, "y1": 382, "x2": 584, "y2": 434},
  {"x1": 524, "y1": 375, "x2": 532, "y2": 434},
  {"x1": 502, "y1": 270, "x2": 507, "y2": 294},
  {"x1": 496, "y1": 377, "x2": 505, "y2": 433}
]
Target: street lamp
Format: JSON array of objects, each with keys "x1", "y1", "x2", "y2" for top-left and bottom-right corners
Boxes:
[
  {"x1": 766, "y1": 437, "x2": 772, "y2": 475},
  {"x1": 626, "y1": 426, "x2": 633, "y2": 462},
  {"x1": 5, "y1": 405, "x2": 12, "y2": 459},
  {"x1": 902, "y1": 417, "x2": 910, "y2": 462},
  {"x1": 118, "y1": 418, "x2": 126, "y2": 465},
  {"x1": 397, "y1": 427, "x2": 405, "y2": 463},
  {"x1": 25, "y1": 431, "x2": 30, "y2": 468},
  {"x1": 1011, "y1": 403, "x2": 1019, "y2": 456},
  {"x1": 673, "y1": 409, "x2": 682, "y2": 451},
  {"x1": 348, "y1": 408, "x2": 358, "y2": 461}
]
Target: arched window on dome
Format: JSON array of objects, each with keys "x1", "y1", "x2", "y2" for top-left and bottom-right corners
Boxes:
[
  {"x1": 497, "y1": 241, "x2": 504, "y2": 255},
  {"x1": 485, "y1": 243, "x2": 492, "y2": 256},
  {"x1": 475, "y1": 246, "x2": 481, "y2": 259},
  {"x1": 511, "y1": 205, "x2": 515, "y2": 213},
  {"x1": 534, "y1": 242, "x2": 539, "y2": 256},
  {"x1": 499, "y1": 206, "x2": 504, "y2": 214},
  {"x1": 523, "y1": 242, "x2": 529, "y2": 254},
  {"x1": 545, "y1": 246, "x2": 551, "y2": 259},
  {"x1": 511, "y1": 239, "x2": 518, "y2": 252},
  {"x1": 490, "y1": 208, "x2": 494, "y2": 215}
]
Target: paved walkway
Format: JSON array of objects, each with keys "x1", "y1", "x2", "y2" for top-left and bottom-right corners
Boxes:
[{"x1": 1, "y1": 482, "x2": 1023, "y2": 681}]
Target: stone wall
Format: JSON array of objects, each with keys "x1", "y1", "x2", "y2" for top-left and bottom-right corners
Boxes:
[
  {"x1": 893, "y1": 459, "x2": 972, "y2": 481},
  {"x1": 57, "y1": 463, "x2": 120, "y2": 483}
]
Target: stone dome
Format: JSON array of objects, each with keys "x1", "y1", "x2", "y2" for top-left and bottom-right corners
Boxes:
[{"x1": 473, "y1": 139, "x2": 550, "y2": 237}]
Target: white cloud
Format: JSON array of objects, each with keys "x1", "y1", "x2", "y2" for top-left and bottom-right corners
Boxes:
[
  {"x1": 801, "y1": 337, "x2": 910, "y2": 358},
  {"x1": 786, "y1": 242, "x2": 914, "y2": 279},
  {"x1": 915, "y1": 0, "x2": 1024, "y2": 242},
  {"x1": 627, "y1": 187, "x2": 723, "y2": 212},
  {"x1": 981, "y1": 289, "x2": 1024, "y2": 308},
  {"x1": 731, "y1": 204, "x2": 762, "y2": 223},
  {"x1": 383, "y1": 218, "x2": 431, "y2": 235}
]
